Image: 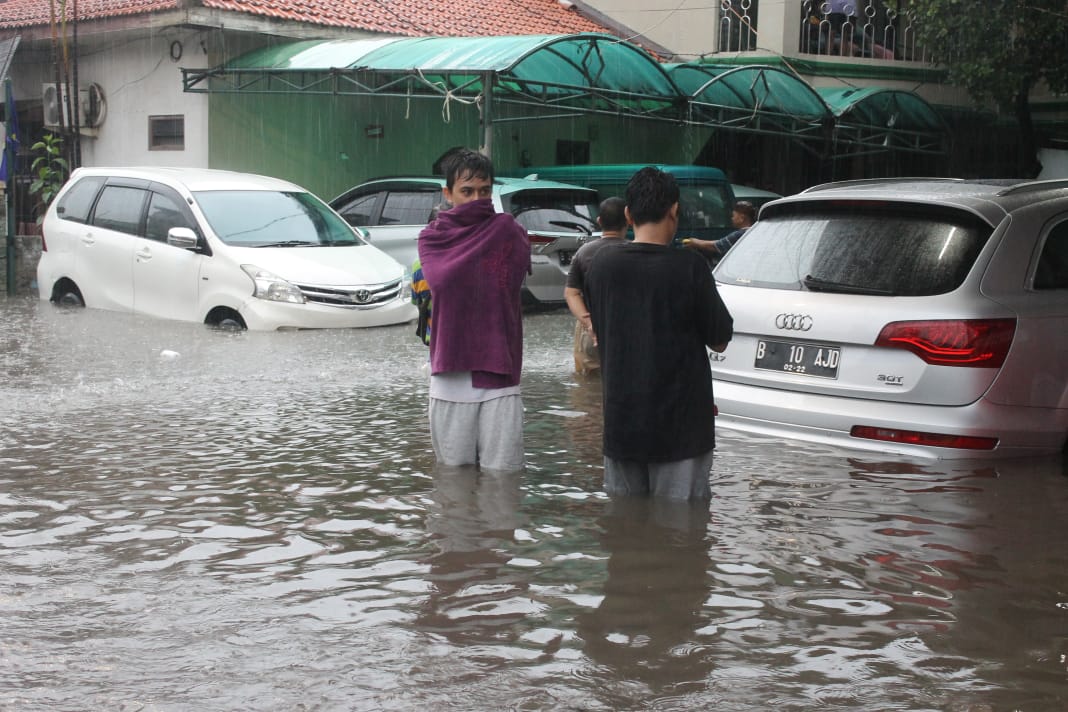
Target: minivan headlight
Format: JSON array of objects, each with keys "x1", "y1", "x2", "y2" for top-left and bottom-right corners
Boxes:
[
  {"x1": 401, "y1": 267, "x2": 412, "y2": 302},
  {"x1": 240, "y1": 265, "x2": 306, "y2": 304}
]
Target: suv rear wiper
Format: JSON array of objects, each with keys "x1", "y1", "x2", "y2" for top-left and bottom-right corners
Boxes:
[
  {"x1": 548, "y1": 220, "x2": 593, "y2": 235},
  {"x1": 803, "y1": 274, "x2": 896, "y2": 296}
]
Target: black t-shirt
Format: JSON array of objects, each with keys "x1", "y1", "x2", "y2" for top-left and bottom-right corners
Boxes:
[
  {"x1": 585, "y1": 242, "x2": 733, "y2": 462},
  {"x1": 565, "y1": 236, "x2": 625, "y2": 293}
]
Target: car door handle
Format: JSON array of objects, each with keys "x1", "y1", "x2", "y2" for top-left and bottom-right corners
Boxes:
[
  {"x1": 136, "y1": 248, "x2": 152, "y2": 261},
  {"x1": 80, "y1": 234, "x2": 95, "y2": 246}
]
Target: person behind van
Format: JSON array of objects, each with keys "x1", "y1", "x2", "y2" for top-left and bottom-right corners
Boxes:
[
  {"x1": 564, "y1": 196, "x2": 627, "y2": 376},
  {"x1": 417, "y1": 149, "x2": 531, "y2": 471},
  {"x1": 585, "y1": 167, "x2": 733, "y2": 500},
  {"x1": 683, "y1": 200, "x2": 755, "y2": 260}
]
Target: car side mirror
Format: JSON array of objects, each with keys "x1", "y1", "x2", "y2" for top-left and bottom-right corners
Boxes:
[{"x1": 167, "y1": 226, "x2": 199, "y2": 251}]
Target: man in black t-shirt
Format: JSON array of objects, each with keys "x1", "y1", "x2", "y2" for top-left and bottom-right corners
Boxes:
[
  {"x1": 585, "y1": 167, "x2": 733, "y2": 500},
  {"x1": 564, "y1": 196, "x2": 627, "y2": 375}
]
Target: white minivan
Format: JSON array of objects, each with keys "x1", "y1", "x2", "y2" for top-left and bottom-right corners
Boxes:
[{"x1": 36, "y1": 167, "x2": 417, "y2": 330}]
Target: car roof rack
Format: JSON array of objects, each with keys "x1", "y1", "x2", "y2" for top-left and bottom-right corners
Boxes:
[
  {"x1": 997, "y1": 178, "x2": 1068, "y2": 197},
  {"x1": 800, "y1": 177, "x2": 966, "y2": 194}
]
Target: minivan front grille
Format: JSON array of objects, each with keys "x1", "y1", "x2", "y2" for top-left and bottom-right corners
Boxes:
[{"x1": 296, "y1": 278, "x2": 403, "y2": 309}]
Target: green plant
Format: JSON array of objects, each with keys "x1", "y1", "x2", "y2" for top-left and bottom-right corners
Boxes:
[{"x1": 29, "y1": 132, "x2": 69, "y2": 223}]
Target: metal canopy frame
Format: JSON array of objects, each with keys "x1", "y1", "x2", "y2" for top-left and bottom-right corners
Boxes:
[
  {"x1": 819, "y1": 86, "x2": 950, "y2": 158},
  {"x1": 670, "y1": 63, "x2": 834, "y2": 158},
  {"x1": 181, "y1": 33, "x2": 949, "y2": 159}
]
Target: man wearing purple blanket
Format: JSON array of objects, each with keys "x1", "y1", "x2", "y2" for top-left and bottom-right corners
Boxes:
[{"x1": 417, "y1": 149, "x2": 531, "y2": 471}]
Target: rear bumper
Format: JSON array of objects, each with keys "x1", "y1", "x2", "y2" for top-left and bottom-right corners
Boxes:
[{"x1": 713, "y1": 379, "x2": 1067, "y2": 459}]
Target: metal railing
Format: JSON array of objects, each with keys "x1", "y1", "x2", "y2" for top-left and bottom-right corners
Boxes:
[{"x1": 715, "y1": 1, "x2": 932, "y2": 63}]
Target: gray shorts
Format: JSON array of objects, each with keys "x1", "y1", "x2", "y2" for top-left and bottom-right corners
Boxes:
[
  {"x1": 428, "y1": 395, "x2": 524, "y2": 471},
  {"x1": 603, "y1": 448, "x2": 715, "y2": 500}
]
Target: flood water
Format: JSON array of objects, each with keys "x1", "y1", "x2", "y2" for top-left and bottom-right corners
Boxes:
[{"x1": 2, "y1": 295, "x2": 1068, "y2": 711}]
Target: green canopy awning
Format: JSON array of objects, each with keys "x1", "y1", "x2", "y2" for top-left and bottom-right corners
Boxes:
[
  {"x1": 186, "y1": 33, "x2": 684, "y2": 120},
  {"x1": 668, "y1": 63, "x2": 832, "y2": 150},
  {"x1": 819, "y1": 86, "x2": 949, "y2": 156}
]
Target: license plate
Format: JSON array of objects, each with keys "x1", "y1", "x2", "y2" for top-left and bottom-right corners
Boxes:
[
  {"x1": 754, "y1": 339, "x2": 840, "y2": 379},
  {"x1": 558, "y1": 250, "x2": 575, "y2": 267}
]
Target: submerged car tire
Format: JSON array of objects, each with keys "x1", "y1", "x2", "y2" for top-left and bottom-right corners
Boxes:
[
  {"x1": 205, "y1": 307, "x2": 247, "y2": 331},
  {"x1": 52, "y1": 281, "x2": 85, "y2": 307}
]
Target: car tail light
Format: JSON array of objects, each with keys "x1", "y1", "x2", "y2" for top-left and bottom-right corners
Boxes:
[
  {"x1": 851, "y1": 425, "x2": 998, "y2": 451},
  {"x1": 874, "y1": 318, "x2": 1015, "y2": 368},
  {"x1": 39, "y1": 229, "x2": 48, "y2": 252},
  {"x1": 528, "y1": 233, "x2": 557, "y2": 247}
]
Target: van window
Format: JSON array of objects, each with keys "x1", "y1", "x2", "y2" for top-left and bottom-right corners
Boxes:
[
  {"x1": 56, "y1": 176, "x2": 106, "y2": 223},
  {"x1": 381, "y1": 191, "x2": 438, "y2": 226},
  {"x1": 92, "y1": 185, "x2": 147, "y2": 235},
  {"x1": 145, "y1": 191, "x2": 197, "y2": 243},
  {"x1": 717, "y1": 203, "x2": 992, "y2": 296}
]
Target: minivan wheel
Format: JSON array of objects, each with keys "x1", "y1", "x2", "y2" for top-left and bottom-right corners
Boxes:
[
  {"x1": 206, "y1": 308, "x2": 247, "y2": 331},
  {"x1": 53, "y1": 283, "x2": 85, "y2": 307}
]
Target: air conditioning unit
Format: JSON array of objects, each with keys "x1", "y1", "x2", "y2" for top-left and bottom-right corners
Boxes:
[{"x1": 42, "y1": 82, "x2": 107, "y2": 129}]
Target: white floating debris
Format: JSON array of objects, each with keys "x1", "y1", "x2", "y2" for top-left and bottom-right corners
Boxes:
[
  {"x1": 537, "y1": 409, "x2": 586, "y2": 418},
  {"x1": 159, "y1": 349, "x2": 181, "y2": 359}
]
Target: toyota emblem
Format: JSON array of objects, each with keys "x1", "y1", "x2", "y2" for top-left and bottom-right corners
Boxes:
[
  {"x1": 775, "y1": 313, "x2": 813, "y2": 331},
  {"x1": 354, "y1": 290, "x2": 372, "y2": 304}
]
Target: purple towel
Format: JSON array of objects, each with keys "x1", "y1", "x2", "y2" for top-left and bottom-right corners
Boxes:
[{"x1": 418, "y1": 199, "x2": 530, "y2": 389}]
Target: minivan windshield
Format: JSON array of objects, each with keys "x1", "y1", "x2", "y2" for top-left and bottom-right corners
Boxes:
[
  {"x1": 501, "y1": 190, "x2": 599, "y2": 234},
  {"x1": 195, "y1": 190, "x2": 367, "y2": 247},
  {"x1": 715, "y1": 203, "x2": 993, "y2": 296}
]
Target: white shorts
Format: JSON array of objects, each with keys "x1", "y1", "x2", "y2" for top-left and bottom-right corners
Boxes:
[{"x1": 428, "y1": 395, "x2": 524, "y2": 471}]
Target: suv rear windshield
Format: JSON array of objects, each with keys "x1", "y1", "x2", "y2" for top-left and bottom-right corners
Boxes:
[
  {"x1": 716, "y1": 202, "x2": 994, "y2": 296},
  {"x1": 500, "y1": 189, "x2": 598, "y2": 234}
]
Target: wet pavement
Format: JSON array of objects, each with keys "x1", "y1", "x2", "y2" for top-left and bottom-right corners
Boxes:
[{"x1": 2, "y1": 295, "x2": 1068, "y2": 711}]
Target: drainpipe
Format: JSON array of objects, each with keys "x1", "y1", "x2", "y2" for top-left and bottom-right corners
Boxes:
[
  {"x1": 5, "y1": 78, "x2": 14, "y2": 296},
  {"x1": 480, "y1": 71, "x2": 493, "y2": 160}
]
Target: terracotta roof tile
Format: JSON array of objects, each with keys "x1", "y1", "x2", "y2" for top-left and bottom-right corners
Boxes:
[{"x1": 0, "y1": 0, "x2": 615, "y2": 37}]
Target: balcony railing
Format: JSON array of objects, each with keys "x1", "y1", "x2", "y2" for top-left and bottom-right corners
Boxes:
[{"x1": 716, "y1": 1, "x2": 931, "y2": 63}]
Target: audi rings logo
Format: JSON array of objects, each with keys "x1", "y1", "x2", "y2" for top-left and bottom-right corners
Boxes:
[{"x1": 775, "y1": 313, "x2": 813, "y2": 331}]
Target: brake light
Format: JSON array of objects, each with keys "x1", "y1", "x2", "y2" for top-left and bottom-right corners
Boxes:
[
  {"x1": 851, "y1": 425, "x2": 998, "y2": 451},
  {"x1": 39, "y1": 228, "x2": 47, "y2": 252},
  {"x1": 874, "y1": 319, "x2": 1015, "y2": 368},
  {"x1": 528, "y1": 234, "x2": 557, "y2": 246}
]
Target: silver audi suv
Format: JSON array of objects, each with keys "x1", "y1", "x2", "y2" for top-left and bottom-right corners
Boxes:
[{"x1": 711, "y1": 177, "x2": 1068, "y2": 459}]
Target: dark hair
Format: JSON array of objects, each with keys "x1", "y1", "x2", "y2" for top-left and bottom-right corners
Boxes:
[
  {"x1": 442, "y1": 148, "x2": 493, "y2": 190},
  {"x1": 624, "y1": 167, "x2": 679, "y2": 227},
  {"x1": 733, "y1": 200, "x2": 757, "y2": 223},
  {"x1": 597, "y1": 196, "x2": 627, "y2": 231}
]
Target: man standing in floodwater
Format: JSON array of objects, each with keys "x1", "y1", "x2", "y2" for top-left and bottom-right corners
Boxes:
[
  {"x1": 584, "y1": 166, "x2": 733, "y2": 499},
  {"x1": 417, "y1": 149, "x2": 530, "y2": 471}
]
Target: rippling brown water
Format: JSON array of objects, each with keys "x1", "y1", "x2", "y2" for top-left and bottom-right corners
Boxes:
[{"x1": 2, "y1": 296, "x2": 1067, "y2": 711}]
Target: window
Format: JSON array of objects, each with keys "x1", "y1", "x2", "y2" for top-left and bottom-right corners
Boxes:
[
  {"x1": 145, "y1": 191, "x2": 196, "y2": 242},
  {"x1": 1034, "y1": 221, "x2": 1068, "y2": 290},
  {"x1": 502, "y1": 189, "x2": 598, "y2": 234},
  {"x1": 336, "y1": 192, "x2": 379, "y2": 227},
  {"x1": 56, "y1": 176, "x2": 105, "y2": 223},
  {"x1": 92, "y1": 186, "x2": 147, "y2": 235},
  {"x1": 149, "y1": 115, "x2": 185, "y2": 151},
  {"x1": 380, "y1": 191, "x2": 438, "y2": 226},
  {"x1": 717, "y1": 203, "x2": 992, "y2": 296}
]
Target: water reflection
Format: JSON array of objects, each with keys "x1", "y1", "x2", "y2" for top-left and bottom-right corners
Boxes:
[
  {"x1": 3, "y1": 295, "x2": 1068, "y2": 710},
  {"x1": 419, "y1": 465, "x2": 532, "y2": 644},
  {"x1": 577, "y1": 497, "x2": 714, "y2": 700}
]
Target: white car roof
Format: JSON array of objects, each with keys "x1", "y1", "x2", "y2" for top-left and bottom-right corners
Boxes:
[{"x1": 68, "y1": 166, "x2": 307, "y2": 193}]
